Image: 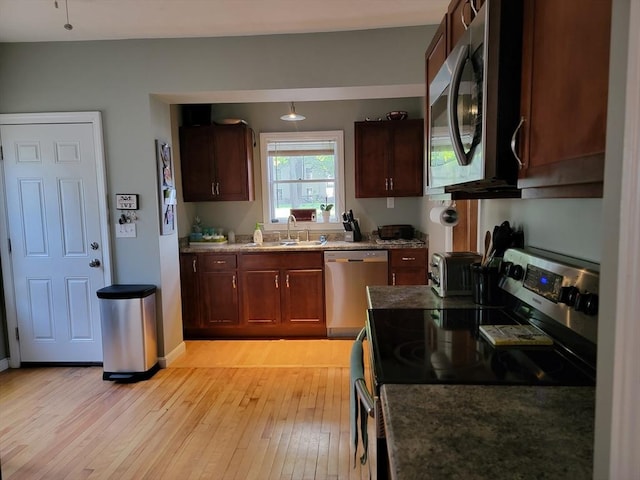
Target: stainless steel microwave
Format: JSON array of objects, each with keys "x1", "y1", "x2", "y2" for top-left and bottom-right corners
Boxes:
[{"x1": 428, "y1": 0, "x2": 523, "y2": 193}]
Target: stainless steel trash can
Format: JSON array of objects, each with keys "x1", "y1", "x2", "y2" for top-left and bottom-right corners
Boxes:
[{"x1": 96, "y1": 284, "x2": 159, "y2": 382}]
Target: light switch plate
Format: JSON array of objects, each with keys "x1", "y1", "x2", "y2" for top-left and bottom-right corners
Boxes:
[
  {"x1": 115, "y1": 222, "x2": 136, "y2": 238},
  {"x1": 387, "y1": 197, "x2": 395, "y2": 208}
]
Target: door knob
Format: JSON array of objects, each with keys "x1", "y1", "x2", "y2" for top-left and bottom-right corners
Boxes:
[
  {"x1": 90, "y1": 242, "x2": 99, "y2": 250},
  {"x1": 89, "y1": 259, "x2": 101, "y2": 268}
]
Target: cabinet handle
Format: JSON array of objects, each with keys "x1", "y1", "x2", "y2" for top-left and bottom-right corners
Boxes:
[
  {"x1": 392, "y1": 273, "x2": 396, "y2": 286},
  {"x1": 211, "y1": 182, "x2": 215, "y2": 196},
  {"x1": 275, "y1": 274, "x2": 279, "y2": 289},
  {"x1": 510, "y1": 116, "x2": 525, "y2": 170},
  {"x1": 469, "y1": 0, "x2": 478, "y2": 16},
  {"x1": 461, "y1": 2, "x2": 470, "y2": 30},
  {"x1": 216, "y1": 182, "x2": 220, "y2": 195},
  {"x1": 192, "y1": 258, "x2": 197, "y2": 273},
  {"x1": 232, "y1": 274, "x2": 236, "y2": 289},
  {"x1": 385, "y1": 178, "x2": 389, "y2": 191},
  {"x1": 401, "y1": 257, "x2": 416, "y2": 262},
  {"x1": 390, "y1": 177, "x2": 394, "y2": 190},
  {"x1": 213, "y1": 260, "x2": 226, "y2": 264},
  {"x1": 286, "y1": 274, "x2": 290, "y2": 288}
]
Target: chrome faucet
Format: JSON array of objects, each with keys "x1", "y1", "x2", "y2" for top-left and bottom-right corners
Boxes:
[{"x1": 287, "y1": 214, "x2": 297, "y2": 240}]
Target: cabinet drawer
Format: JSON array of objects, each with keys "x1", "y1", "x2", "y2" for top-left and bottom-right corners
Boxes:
[
  {"x1": 389, "y1": 249, "x2": 427, "y2": 268},
  {"x1": 199, "y1": 253, "x2": 237, "y2": 272},
  {"x1": 240, "y1": 251, "x2": 323, "y2": 270}
]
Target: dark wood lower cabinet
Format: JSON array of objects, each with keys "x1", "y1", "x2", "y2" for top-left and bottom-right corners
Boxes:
[
  {"x1": 282, "y1": 268, "x2": 324, "y2": 324},
  {"x1": 389, "y1": 249, "x2": 429, "y2": 286},
  {"x1": 181, "y1": 251, "x2": 325, "y2": 339},
  {"x1": 241, "y1": 269, "x2": 280, "y2": 325}
]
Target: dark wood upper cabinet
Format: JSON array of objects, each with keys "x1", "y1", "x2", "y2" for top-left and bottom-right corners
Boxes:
[
  {"x1": 516, "y1": 0, "x2": 612, "y2": 198},
  {"x1": 179, "y1": 123, "x2": 255, "y2": 202},
  {"x1": 355, "y1": 119, "x2": 424, "y2": 198}
]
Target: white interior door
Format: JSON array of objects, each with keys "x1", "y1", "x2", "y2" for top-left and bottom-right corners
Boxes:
[{"x1": 0, "y1": 118, "x2": 110, "y2": 362}]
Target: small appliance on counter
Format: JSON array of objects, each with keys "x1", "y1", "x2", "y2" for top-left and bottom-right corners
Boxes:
[
  {"x1": 377, "y1": 224, "x2": 414, "y2": 240},
  {"x1": 429, "y1": 251, "x2": 482, "y2": 297}
]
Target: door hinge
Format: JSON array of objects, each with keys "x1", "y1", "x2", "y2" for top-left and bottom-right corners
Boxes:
[
  {"x1": 7, "y1": 238, "x2": 11, "y2": 253},
  {"x1": 15, "y1": 327, "x2": 19, "y2": 341},
  {"x1": 0, "y1": 145, "x2": 3, "y2": 161}
]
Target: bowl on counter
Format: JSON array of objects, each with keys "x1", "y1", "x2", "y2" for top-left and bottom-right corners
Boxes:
[{"x1": 386, "y1": 111, "x2": 408, "y2": 121}]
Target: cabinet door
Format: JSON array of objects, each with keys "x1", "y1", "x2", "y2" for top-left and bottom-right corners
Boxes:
[
  {"x1": 389, "y1": 249, "x2": 428, "y2": 285},
  {"x1": 391, "y1": 269, "x2": 427, "y2": 286},
  {"x1": 241, "y1": 270, "x2": 280, "y2": 325},
  {"x1": 517, "y1": 0, "x2": 611, "y2": 197},
  {"x1": 180, "y1": 126, "x2": 215, "y2": 201},
  {"x1": 200, "y1": 271, "x2": 239, "y2": 326},
  {"x1": 179, "y1": 253, "x2": 199, "y2": 329},
  {"x1": 389, "y1": 120, "x2": 424, "y2": 197},
  {"x1": 282, "y1": 269, "x2": 324, "y2": 325},
  {"x1": 213, "y1": 124, "x2": 255, "y2": 201},
  {"x1": 355, "y1": 121, "x2": 390, "y2": 198}
]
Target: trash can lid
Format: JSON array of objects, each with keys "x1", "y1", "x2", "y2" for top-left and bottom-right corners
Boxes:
[{"x1": 96, "y1": 284, "x2": 156, "y2": 299}]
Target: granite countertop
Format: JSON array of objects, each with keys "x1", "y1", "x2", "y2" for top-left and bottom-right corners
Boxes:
[
  {"x1": 367, "y1": 285, "x2": 497, "y2": 309},
  {"x1": 181, "y1": 238, "x2": 427, "y2": 253},
  {"x1": 381, "y1": 384, "x2": 595, "y2": 480}
]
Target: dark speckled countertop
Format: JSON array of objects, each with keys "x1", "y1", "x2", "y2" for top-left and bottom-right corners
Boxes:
[
  {"x1": 367, "y1": 285, "x2": 487, "y2": 309},
  {"x1": 368, "y1": 286, "x2": 595, "y2": 480},
  {"x1": 381, "y1": 384, "x2": 595, "y2": 480}
]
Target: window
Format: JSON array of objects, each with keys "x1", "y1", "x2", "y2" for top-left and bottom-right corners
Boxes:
[{"x1": 260, "y1": 131, "x2": 344, "y2": 230}]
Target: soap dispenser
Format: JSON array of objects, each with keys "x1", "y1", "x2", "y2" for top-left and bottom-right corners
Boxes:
[{"x1": 253, "y1": 223, "x2": 263, "y2": 245}]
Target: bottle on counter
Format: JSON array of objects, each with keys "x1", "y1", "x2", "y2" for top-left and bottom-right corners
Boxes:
[{"x1": 253, "y1": 223, "x2": 263, "y2": 245}]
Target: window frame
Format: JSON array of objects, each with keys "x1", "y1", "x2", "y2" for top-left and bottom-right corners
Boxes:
[{"x1": 259, "y1": 130, "x2": 345, "y2": 232}]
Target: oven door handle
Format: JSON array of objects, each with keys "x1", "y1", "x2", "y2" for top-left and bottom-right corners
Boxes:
[{"x1": 353, "y1": 328, "x2": 375, "y2": 418}]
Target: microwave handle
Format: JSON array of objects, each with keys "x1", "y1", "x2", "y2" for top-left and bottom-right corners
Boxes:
[{"x1": 447, "y1": 43, "x2": 471, "y2": 166}]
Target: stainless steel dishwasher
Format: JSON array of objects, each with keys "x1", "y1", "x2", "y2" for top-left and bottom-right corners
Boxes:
[{"x1": 324, "y1": 250, "x2": 388, "y2": 337}]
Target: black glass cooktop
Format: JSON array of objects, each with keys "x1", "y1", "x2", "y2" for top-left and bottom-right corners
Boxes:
[{"x1": 366, "y1": 309, "x2": 595, "y2": 387}]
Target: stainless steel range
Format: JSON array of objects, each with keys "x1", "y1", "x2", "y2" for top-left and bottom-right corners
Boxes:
[{"x1": 352, "y1": 247, "x2": 599, "y2": 479}]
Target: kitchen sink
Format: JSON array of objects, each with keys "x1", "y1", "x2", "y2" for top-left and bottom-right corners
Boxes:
[{"x1": 245, "y1": 240, "x2": 326, "y2": 248}]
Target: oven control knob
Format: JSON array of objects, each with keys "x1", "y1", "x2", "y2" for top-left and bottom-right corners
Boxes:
[
  {"x1": 559, "y1": 286, "x2": 580, "y2": 307},
  {"x1": 575, "y1": 292, "x2": 599, "y2": 315},
  {"x1": 500, "y1": 261, "x2": 513, "y2": 276},
  {"x1": 508, "y1": 264, "x2": 524, "y2": 280}
]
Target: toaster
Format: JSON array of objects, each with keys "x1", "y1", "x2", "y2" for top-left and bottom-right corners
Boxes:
[{"x1": 429, "y1": 251, "x2": 482, "y2": 297}]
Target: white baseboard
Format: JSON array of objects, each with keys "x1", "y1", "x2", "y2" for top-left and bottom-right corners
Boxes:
[
  {"x1": 158, "y1": 341, "x2": 186, "y2": 368},
  {"x1": 0, "y1": 357, "x2": 9, "y2": 372}
]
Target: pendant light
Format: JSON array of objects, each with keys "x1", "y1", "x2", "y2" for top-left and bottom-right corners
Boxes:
[
  {"x1": 54, "y1": 0, "x2": 73, "y2": 30},
  {"x1": 280, "y1": 102, "x2": 305, "y2": 122}
]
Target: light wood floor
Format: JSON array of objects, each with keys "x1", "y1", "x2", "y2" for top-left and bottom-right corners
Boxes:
[{"x1": 0, "y1": 340, "x2": 373, "y2": 480}]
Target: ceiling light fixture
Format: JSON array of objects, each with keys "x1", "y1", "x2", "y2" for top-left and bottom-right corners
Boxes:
[
  {"x1": 54, "y1": 0, "x2": 73, "y2": 31},
  {"x1": 280, "y1": 102, "x2": 305, "y2": 122}
]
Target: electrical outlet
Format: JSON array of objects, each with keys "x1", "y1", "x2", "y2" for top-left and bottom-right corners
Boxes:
[
  {"x1": 387, "y1": 197, "x2": 395, "y2": 208},
  {"x1": 115, "y1": 222, "x2": 136, "y2": 238}
]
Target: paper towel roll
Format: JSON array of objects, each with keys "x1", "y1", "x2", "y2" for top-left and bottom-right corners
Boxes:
[{"x1": 430, "y1": 205, "x2": 459, "y2": 226}]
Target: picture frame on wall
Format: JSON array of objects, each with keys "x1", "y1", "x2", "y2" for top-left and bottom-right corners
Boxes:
[{"x1": 156, "y1": 140, "x2": 176, "y2": 235}]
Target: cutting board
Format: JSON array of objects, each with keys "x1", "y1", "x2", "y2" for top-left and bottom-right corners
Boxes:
[{"x1": 479, "y1": 325, "x2": 553, "y2": 346}]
